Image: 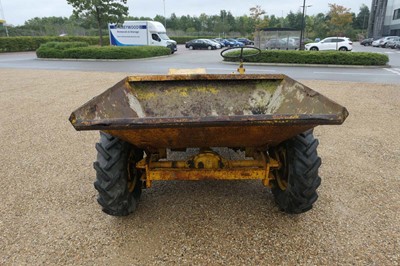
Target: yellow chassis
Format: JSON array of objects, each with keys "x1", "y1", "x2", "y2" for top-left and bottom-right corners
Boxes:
[{"x1": 136, "y1": 149, "x2": 280, "y2": 189}]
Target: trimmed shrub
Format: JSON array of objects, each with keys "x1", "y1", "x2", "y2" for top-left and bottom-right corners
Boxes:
[
  {"x1": 0, "y1": 36, "x2": 108, "y2": 52},
  {"x1": 36, "y1": 43, "x2": 171, "y2": 59},
  {"x1": 223, "y1": 50, "x2": 389, "y2": 66}
]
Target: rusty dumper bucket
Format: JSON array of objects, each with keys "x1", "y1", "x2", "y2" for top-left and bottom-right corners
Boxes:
[{"x1": 70, "y1": 74, "x2": 348, "y2": 216}]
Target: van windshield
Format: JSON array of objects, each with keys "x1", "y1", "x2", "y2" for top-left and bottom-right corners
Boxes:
[{"x1": 159, "y1": 33, "x2": 170, "y2": 40}]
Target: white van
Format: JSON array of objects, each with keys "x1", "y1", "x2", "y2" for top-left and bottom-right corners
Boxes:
[{"x1": 108, "y1": 21, "x2": 177, "y2": 53}]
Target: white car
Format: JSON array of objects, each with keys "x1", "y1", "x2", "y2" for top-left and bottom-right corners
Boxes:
[
  {"x1": 372, "y1": 39, "x2": 382, "y2": 47},
  {"x1": 305, "y1": 37, "x2": 353, "y2": 51},
  {"x1": 372, "y1": 36, "x2": 398, "y2": 48}
]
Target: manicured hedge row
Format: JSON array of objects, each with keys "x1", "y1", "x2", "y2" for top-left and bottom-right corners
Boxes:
[
  {"x1": 223, "y1": 50, "x2": 389, "y2": 66},
  {"x1": 36, "y1": 42, "x2": 171, "y2": 59},
  {"x1": 0, "y1": 35, "x2": 215, "y2": 52},
  {"x1": 0, "y1": 36, "x2": 108, "y2": 52}
]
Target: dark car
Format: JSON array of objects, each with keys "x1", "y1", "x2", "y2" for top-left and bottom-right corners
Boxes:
[
  {"x1": 236, "y1": 38, "x2": 254, "y2": 45},
  {"x1": 185, "y1": 39, "x2": 219, "y2": 50},
  {"x1": 361, "y1": 38, "x2": 374, "y2": 46},
  {"x1": 227, "y1": 39, "x2": 245, "y2": 47},
  {"x1": 216, "y1": 38, "x2": 235, "y2": 47}
]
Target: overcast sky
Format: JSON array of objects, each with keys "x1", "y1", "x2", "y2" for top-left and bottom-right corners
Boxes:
[{"x1": 1, "y1": 0, "x2": 371, "y2": 26}]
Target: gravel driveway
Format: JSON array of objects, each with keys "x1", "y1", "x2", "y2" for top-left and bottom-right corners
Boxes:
[{"x1": 0, "y1": 69, "x2": 399, "y2": 265}]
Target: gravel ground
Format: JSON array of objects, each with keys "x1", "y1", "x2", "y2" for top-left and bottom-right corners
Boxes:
[{"x1": 0, "y1": 69, "x2": 399, "y2": 265}]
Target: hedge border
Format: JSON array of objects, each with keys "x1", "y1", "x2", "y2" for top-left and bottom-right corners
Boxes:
[
  {"x1": 36, "y1": 43, "x2": 171, "y2": 59},
  {"x1": 223, "y1": 50, "x2": 389, "y2": 66}
]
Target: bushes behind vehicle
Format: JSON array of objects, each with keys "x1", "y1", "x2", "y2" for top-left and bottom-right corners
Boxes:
[
  {"x1": 0, "y1": 36, "x2": 216, "y2": 52},
  {"x1": 0, "y1": 36, "x2": 103, "y2": 52},
  {"x1": 36, "y1": 42, "x2": 171, "y2": 59},
  {"x1": 223, "y1": 50, "x2": 389, "y2": 66}
]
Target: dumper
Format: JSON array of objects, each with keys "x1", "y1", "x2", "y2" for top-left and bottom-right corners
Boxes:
[{"x1": 69, "y1": 48, "x2": 348, "y2": 216}]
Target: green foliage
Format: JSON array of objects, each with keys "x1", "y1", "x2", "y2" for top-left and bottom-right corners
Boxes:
[
  {"x1": 223, "y1": 50, "x2": 389, "y2": 66},
  {"x1": 36, "y1": 42, "x2": 171, "y2": 59},
  {"x1": 66, "y1": 0, "x2": 128, "y2": 45},
  {"x1": 0, "y1": 36, "x2": 107, "y2": 52},
  {"x1": 42, "y1": 41, "x2": 89, "y2": 49},
  {"x1": 353, "y1": 4, "x2": 370, "y2": 30}
]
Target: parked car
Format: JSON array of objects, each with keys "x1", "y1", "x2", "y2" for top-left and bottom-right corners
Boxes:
[
  {"x1": 236, "y1": 38, "x2": 254, "y2": 45},
  {"x1": 185, "y1": 39, "x2": 219, "y2": 50},
  {"x1": 304, "y1": 37, "x2": 353, "y2": 51},
  {"x1": 387, "y1": 37, "x2": 400, "y2": 49},
  {"x1": 372, "y1": 38, "x2": 382, "y2": 47},
  {"x1": 372, "y1": 36, "x2": 398, "y2": 48},
  {"x1": 227, "y1": 39, "x2": 245, "y2": 47},
  {"x1": 280, "y1": 37, "x2": 299, "y2": 49},
  {"x1": 206, "y1": 39, "x2": 221, "y2": 49},
  {"x1": 211, "y1": 39, "x2": 225, "y2": 47},
  {"x1": 361, "y1": 38, "x2": 374, "y2": 46},
  {"x1": 214, "y1": 38, "x2": 233, "y2": 47},
  {"x1": 395, "y1": 40, "x2": 400, "y2": 49},
  {"x1": 265, "y1": 39, "x2": 286, "y2": 49}
]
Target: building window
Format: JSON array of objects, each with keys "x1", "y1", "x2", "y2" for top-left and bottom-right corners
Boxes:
[{"x1": 393, "y1": 9, "x2": 400, "y2": 20}]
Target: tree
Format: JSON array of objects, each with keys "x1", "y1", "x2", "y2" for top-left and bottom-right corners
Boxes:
[
  {"x1": 328, "y1": 3, "x2": 353, "y2": 36},
  {"x1": 66, "y1": 0, "x2": 128, "y2": 46},
  {"x1": 285, "y1": 11, "x2": 303, "y2": 29},
  {"x1": 250, "y1": 5, "x2": 266, "y2": 30},
  {"x1": 353, "y1": 4, "x2": 370, "y2": 31},
  {"x1": 309, "y1": 13, "x2": 329, "y2": 39}
]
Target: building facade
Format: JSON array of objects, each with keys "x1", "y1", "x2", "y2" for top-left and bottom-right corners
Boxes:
[{"x1": 368, "y1": 0, "x2": 400, "y2": 38}]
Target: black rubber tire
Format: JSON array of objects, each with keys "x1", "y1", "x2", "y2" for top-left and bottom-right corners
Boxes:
[
  {"x1": 270, "y1": 129, "x2": 321, "y2": 214},
  {"x1": 310, "y1": 47, "x2": 319, "y2": 51},
  {"x1": 339, "y1": 47, "x2": 348, "y2": 51},
  {"x1": 93, "y1": 132, "x2": 143, "y2": 216}
]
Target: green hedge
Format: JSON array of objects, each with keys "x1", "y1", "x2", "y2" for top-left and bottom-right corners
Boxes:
[
  {"x1": 223, "y1": 50, "x2": 389, "y2": 66},
  {"x1": 36, "y1": 42, "x2": 171, "y2": 59},
  {"x1": 0, "y1": 35, "x2": 215, "y2": 52},
  {"x1": 0, "y1": 36, "x2": 107, "y2": 52}
]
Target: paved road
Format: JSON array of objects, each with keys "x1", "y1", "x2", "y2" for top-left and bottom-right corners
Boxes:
[{"x1": 0, "y1": 43, "x2": 399, "y2": 83}]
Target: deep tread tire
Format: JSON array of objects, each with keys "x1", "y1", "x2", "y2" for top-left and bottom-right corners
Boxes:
[
  {"x1": 93, "y1": 132, "x2": 143, "y2": 216},
  {"x1": 270, "y1": 130, "x2": 321, "y2": 214}
]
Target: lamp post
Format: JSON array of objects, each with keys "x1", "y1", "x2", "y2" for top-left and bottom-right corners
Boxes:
[
  {"x1": 163, "y1": 0, "x2": 166, "y2": 30},
  {"x1": 299, "y1": 0, "x2": 307, "y2": 50},
  {"x1": 303, "y1": 5, "x2": 311, "y2": 39}
]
